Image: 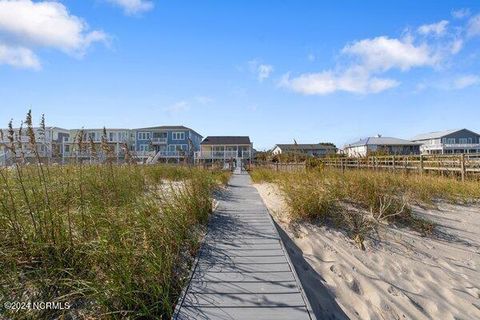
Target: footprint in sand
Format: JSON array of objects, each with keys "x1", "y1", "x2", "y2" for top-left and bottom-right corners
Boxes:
[
  {"x1": 388, "y1": 285, "x2": 400, "y2": 297},
  {"x1": 348, "y1": 279, "x2": 362, "y2": 295},
  {"x1": 330, "y1": 264, "x2": 363, "y2": 295}
]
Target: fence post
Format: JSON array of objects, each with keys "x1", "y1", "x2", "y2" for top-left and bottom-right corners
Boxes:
[
  {"x1": 341, "y1": 158, "x2": 345, "y2": 173},
  {"x1": 419, "y1": 155, "x2": 424, "y2": 175},
  {"x1": 392, "y1": 155, "x2": 396, "y2": 171},
  {"x1": 460, "y1": 154, "x2": 465, "y2": 182}
]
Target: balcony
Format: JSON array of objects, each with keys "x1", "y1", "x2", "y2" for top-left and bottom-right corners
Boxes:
[
  {"x1": 423, "y1": 143, "x2": 480, "y2": 149},
  {"x1": 194, "y1": 150, "x2": 252, "y2": 160},
  {"x1": 1, "y1": 136, "x2": 46, "y2": 144},
  {"x1": 63, "y1": 137, "x2": 131, "y2": 144},
  {"x1": 154, "y1": 151, "x2": 187, "y2": 158},
  {"x1": 151, "y1": 137, "x2": 168, "y2": 145}
]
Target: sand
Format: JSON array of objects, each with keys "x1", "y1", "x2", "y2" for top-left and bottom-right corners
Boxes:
[{"x1": 254, "y1": 183, "x2": 480, "y2": 320}]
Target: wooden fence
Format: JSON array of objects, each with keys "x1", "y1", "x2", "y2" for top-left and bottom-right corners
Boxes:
[
  {"x1": 252, "y1": 162, "x2": 306, "y2": 172},
  {"x1": 321, "y1": 154, "x2": 480, "y2": 181}
]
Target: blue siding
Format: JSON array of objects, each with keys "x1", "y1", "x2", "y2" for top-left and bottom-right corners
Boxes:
[{"x1": 134, "y1": 128, "x2": 203, "y2": 153}]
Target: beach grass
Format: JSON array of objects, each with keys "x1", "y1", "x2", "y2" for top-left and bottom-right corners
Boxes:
[
  {"x1": 0, "y1": 162, "x2": 229, "y2": 319},
  {"x1": 251, "y1": 167, "x2": 480, "y2": 249}
]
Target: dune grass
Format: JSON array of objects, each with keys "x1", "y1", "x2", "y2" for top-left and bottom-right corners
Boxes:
[
  {"x1": 0, "y1": 163, "x2": 229, "y2": 319},
  {"x1": 251, "y1": 167, "x2": 480, "y2": 249}
]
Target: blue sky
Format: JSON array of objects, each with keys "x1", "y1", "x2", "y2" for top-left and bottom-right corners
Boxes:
[{"x1": 1, "y1": 0, "x2": 480, "y2": 149}]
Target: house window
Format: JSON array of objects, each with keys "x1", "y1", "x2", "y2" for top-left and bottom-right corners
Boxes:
[
  {"x1": 109, "y1": 132, "x2": 116, "y2": 142},
  {"x1": 138, "y1": 132, "x2": 151, "y2": 140},
  {"x1": 446, "y1": 138, "x2": 455, "y2": 144},
  {"x1": 65, "y1": 145, "x2": 70, "y2": 152},
  {"x1": 172, "y1": 132, "x2": 185, "y2": 140},
  {"x1": 139, "y1": 144, "x2": 150, "y2": 152}
]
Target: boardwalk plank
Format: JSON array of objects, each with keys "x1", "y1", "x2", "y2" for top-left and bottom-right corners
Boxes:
[
  {"x1": 188, "y1": 281, "x2": 299, "y2": 294},
  {"x1": 198, "y1": 255, "x2": 287, "y2": 264},
  {"x1": 191, "y1": 272, "x2": 296, "y2": 283},
  {"x1": 197, "y1": 262, "x2": 291, "y2": 273},
  {"x1": 176, "y1": 306, "x2": 311, "y2": 320},
  {"x1": 174, "y1": 170, "x2": 314, "y2": 320},
  {"x1": 183, "y1": 292, "x2": 306, "y2": 307}
]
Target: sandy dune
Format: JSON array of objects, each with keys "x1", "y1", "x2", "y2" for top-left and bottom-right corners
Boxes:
[{"x1": 254, "y1": 183, "x2": 480, "y2": 320}]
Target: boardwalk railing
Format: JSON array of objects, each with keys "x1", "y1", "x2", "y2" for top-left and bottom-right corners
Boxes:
[{"x1": 322, "y1": 154, "x2": 480, "y2": 181}]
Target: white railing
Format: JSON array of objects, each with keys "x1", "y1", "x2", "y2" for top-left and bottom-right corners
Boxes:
[
  {"x1": 151, "y1": 137, "x2": 168, "y2": 144},
  {"x1": 194, "y1": 150, "x2": 252, "y2": 160},
  {"x1": 133, "y1": 151, "x2": 156, "y2": 158},
  {"x1": 155, "y1": 151, "x2": 187, "y2": 157},
  {"x1": 63, "y1": 137, "x2": 131, "y2": 144},
  {"x1": 1, "y1": 136, "x2": 46, "y2": 144},
  {"x1": 423, "y1": 143, "x2": 480, "y2": 149}
]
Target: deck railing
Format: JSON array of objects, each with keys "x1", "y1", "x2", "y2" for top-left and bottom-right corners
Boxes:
[
  {"x1": 194, "y1": 150, "x2": 252, "y2": 160},
  {"x1": 153, "y1": 151, "x2": 187, "y2": 157},
  {"x1": 151, "y1": 137, "x2": 168, "y2": 144},
  {"x1": 1, "y1": 136, "x2": 46, "y2": 143},
  {"x1": 423, "y1": 143, "x2": 480, "y2": 149}
]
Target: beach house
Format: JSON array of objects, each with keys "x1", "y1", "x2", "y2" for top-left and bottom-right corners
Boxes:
[
  {"x1": 411, "y1": 129, "x2": 480, "y2": 154},
  {"x1": 62, "y1": 128, "x2": 133, "y2": 161},
  {"x1": 134, "y1": 126, "x2": 203, "y2": 163},
  {"x1": 195, "y1": 136, "x2": 253, "y2": 166},
  {"x1": 344, "y1": 135, "x2": 421, "y2": 157},
  {"x1": 0, "y1": 127, "x2": 70, "y2": 165},
  {"x1": 271, "y1": 143, "x2": 337, "y2": 157}
]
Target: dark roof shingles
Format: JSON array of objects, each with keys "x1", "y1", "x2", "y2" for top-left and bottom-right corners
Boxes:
[{"x1": 201, "y1": 136, "x2": 251, "y2": 145}]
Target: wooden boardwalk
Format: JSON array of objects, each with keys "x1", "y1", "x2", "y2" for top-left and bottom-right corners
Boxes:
[{"x1": 173, "y1": 170, "x2": 315, "y2": 320}]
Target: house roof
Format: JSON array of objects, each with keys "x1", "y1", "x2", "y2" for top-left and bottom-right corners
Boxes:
[
  {"x1": 275, "y1": 143, "x2": 337, "y2": 151},
  {"x1": 135, "y1": 125, "x2": 203, "y2": 137},
  {"x1": 346, "y1": 136, "x2": 421, "y2": 148},
  {"x1": 201, "y1": 136, "x2": 251, "y2": 145},
  {"x1": 411, "y1": 129, "x2": 479, "y2": 141}
]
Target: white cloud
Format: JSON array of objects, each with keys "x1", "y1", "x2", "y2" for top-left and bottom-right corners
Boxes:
[
  {"x1": 279, "y1": 13, "x2": 480, "y2": 96},
  {"x1": 280, "y1": 35, "x2": 440, "y2": 96},
  {"x1": 453, "y1": 75, "x2": 480, "y2": 89},
  {"x1": 0, "y1": 44, "x2": 40, "y2": 69},
  {"x1": 417, "y1": 20, "x2": 449, "y2": 36},
  {"x1": 195, "y1": 96, "x2": 214, "y2": 105},
  {"x1": 280, "y1": 11, "x2": 480, "y2": 96},
  {"x1": 164, "y1": 101, "x2": 189, "y2": 114},
  {"x1": 257, "y1": 64, "x2": 273, "y2": 81},
  {"x1": 248, "y1": 59, "x2": 274, "y2": 82},
  {"x1": 342, "y1": 36, "x2": 437, "y2": 72},
  {"x1": 467, "y1": 14, "x2": 480, "y2": 37},
  {"x1": 0, "y1": 0, "x2": 107, "y2": 69},
  {"x1": 279, "y1": 68, "x2": 399, "y2": 95},
  {"x1": 106, "y1": 0, "x2": 154, "y2": 15},
  {"x1": 452, "y1": 8, "x2": 471, "y2": 19},
  {"x1": 450, "y1": 38, "x2": 464, "y2": 54}
]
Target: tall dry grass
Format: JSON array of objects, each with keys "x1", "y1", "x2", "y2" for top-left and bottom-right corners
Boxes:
[
  {"x1": 251, "y1": 167, "x2": 480, "y2": 249},
  {"x1": 0, "y1": 112, "x2": 230, "y2": 319}
]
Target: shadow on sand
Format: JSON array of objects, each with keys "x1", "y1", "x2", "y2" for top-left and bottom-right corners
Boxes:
[{"x1": 273, "y1": 220, "x2": 350, "y2": 320}]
